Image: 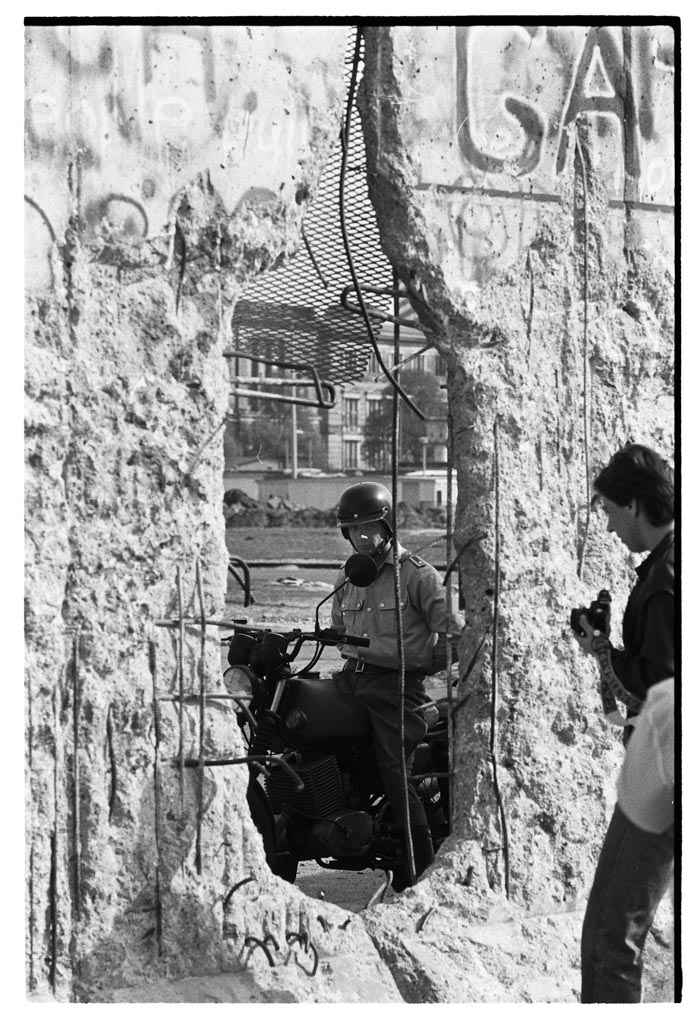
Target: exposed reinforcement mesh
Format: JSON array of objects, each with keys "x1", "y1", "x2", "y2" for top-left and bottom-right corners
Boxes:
[{"x1": 231, "y1": 30, "x2": 392, "y2": 387}]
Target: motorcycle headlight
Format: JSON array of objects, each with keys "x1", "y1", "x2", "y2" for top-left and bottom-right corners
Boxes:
[
  {"x1": 227, "y1": 632, "x2": 258, "y2": 666},
  {"x1": 224, "y1": 664, "x2": 263, "y2": 703}
]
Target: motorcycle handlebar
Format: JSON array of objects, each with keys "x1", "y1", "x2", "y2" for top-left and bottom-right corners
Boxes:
[
  {"x1": 224, "y1": 627, "x2": 370, "y2": 649},
  {"x1": 315, "y1": 628, "x2": 369, "y2": 648}
]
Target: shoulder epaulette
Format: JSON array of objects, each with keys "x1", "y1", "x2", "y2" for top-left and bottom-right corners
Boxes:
[{"x1": 402, "y1": 550, "x2": 428, "y2": 569}]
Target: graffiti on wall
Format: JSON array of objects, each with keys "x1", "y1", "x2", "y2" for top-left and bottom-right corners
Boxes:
[
  {"x1": 25, "y1": 24, "x2": 340, "y2": 288},
  {"x1": 25, "y1": 25, "x2": 239, "y2": 177},
  {"x1": 403, "y1": 24, "x2": 675, "y2": 288},
  {"x1": 455, "y1": 24, "x2": 674, "y2": 198},
  {"x1": 25, "y1": 23, "x2": 675, "y2": 293}
]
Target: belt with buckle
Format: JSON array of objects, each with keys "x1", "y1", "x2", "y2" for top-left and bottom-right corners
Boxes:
[
  {"x1": 344, "y1": 658, "x2": 426, "y2": 683},
  {"x1": 345, "y1": 657, "x2": 390, "y2": 674}
]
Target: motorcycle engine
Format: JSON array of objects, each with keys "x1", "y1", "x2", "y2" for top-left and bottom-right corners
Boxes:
[
  {"x1": 309, "y1": 809, "x2": 373, "y2": 857},
  {"x1": 267, "y1": 754, "x2": 374, "y2": 859},
  {"x1": 267, "y1": 754, "x2": 342, "y2": 817}
]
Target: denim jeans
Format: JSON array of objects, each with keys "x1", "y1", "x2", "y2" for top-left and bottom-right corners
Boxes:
[{"x1": 581, "y1": 803, "x2": 674, "y2": 1002}]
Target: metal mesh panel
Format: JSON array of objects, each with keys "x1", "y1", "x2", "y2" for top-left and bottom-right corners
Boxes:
[{"x1": 231, "y1": 30, "x2": 392, "y2": 385}]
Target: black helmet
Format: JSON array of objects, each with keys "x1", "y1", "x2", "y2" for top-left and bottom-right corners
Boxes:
[{"x1": 337, "y1": 482, "x2": 394, "y2": 542}]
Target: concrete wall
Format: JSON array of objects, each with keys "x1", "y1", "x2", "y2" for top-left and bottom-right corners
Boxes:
[
  {"x1": 25, "y1": 24, "x2": 347, "y2": 289},
  {"x1": 360, "y1": 23, "x2": 674, "y2": 907},
  {"x1": 25, "y1": 22, "x2": 675, "y2": 1001},
  {"x1": 371, "y1": 24, "x2": 674, "y2": 293},
  {"x1": 25, "y1": 23, "x2": 371, "y2": 1000}
]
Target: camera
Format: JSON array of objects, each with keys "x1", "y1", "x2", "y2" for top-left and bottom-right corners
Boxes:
[{"x1": 570, "y1": 589, "x2": 611, "y2": 638}]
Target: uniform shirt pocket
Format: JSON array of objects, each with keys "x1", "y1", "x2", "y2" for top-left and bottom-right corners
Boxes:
[
  {"x1": 340, "y1": 596, "x2": 364, "y2": 633},
  {"x1": 374, "y1": 593, "x2": 411, "y2": 645}
]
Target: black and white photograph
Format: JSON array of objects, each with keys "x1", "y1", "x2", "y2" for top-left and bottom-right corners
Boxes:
[{"x1": 21, "y1": 7, "x2": 681, "y2": 1008}]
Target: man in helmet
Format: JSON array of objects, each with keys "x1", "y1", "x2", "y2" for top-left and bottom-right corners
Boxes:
[{"x1": 331, "y1": 481, "x2": 465, "y2": 888}]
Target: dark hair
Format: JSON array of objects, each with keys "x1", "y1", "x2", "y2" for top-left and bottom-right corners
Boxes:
[{"x1": 593, "y1": 444, "x2": 674, "y2": 526}]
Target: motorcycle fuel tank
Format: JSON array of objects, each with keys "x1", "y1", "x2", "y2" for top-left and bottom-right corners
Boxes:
[{"x1": 281, "y1": 675, "x2": 371, "y2": 745}]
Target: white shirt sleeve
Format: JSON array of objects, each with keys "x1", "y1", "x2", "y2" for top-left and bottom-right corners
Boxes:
[{"x1": 617, "y1": 678, "x2": 675, "y2": 834}]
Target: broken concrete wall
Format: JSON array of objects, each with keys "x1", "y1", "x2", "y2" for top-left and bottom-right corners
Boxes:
[
  {"x1": 359, "y1": 24, "x2": 675, "y2": 909},
  {"x1": 25, "y1": 22, "x2": 676, "y2": 1003},
  {"x1": 25, "y1": 23, "x2": 386, "y2": 1000}
]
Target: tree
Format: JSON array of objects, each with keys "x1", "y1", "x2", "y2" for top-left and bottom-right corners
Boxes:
[
  {"x1": 225, "y1": 402, "x2": 328, "y2": 470},
  {"x1": 362, "y1": 369, "x2": 448, "y2": 469}
]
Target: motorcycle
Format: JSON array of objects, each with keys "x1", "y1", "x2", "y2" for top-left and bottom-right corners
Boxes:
[{"x1": 222, "y1": 553, "x2": 450, "y2": 890}]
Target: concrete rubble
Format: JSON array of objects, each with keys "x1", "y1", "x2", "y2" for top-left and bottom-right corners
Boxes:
[{"x1": 223, "y1": 488, "x2": 447, "y2": 529}]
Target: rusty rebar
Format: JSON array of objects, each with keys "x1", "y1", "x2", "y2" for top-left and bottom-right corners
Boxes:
[
  {"x1": 28, "y1": 844, "x2": 36, "y2": 990},
  {"x1": 227, "y1": 556, "x2": 253, "y2": 607},
  {"x1": 390, "y1": 268, "x2": 416, "y2": 890},
  {"x1": 169, "y1": 754, "x2": 304, "y2": 792},
  {"x1": 106, "y1": 703, "x2": 117, "y2": 825},
  {"x1": 174, "y1": 217, "x2": 186, "y2": 315},
  {"x1": 158, "y1": 692, "x2": 239, "y2": 702},
  {"x1": 455, "y1": 627, "x2": 492, "y2": 703},
  {"x1": 525, "y1": 248, "x2": 536, "y2": 364},
  {"x1": 442, "y1": 531, "x2": 488, "y2": 587},
  {"x1": 244, "y1": 935, "x2": 276, "y2": 967},
  {"x1": 48, "y1": 829, "x2": 57, "y2": 993},
  {"x1": 339, "y1": 283, "x2": 425, "y2": 332},
  {"x1": 149, "y1": 638, "x2": 163, "y2": 954},
  {"x1": 155, "y1": 617, "x2": 245, "y2": 628},
  {"x1": 194, "y1": 560, "x2": 206, "y2": 874},
  {"x1": 50, "y1": 666, "x2": 60, "y2": 992},
  {"x1": 188, "y1": 417, "x2": 229, "y2": 475},
  {"x1": 445, "y1": 403, "x2": 456, "y2": 826},
  {"x1": 575, "y1": 126, "x2": 593, "y2": 580},
  {"x1": 176, "y1": 568, "x2": 185, "y2": 798},
  {"x1": 223, "y1": 349, "x2": 336, "y2": 408},
  {"x1": 491, "y1": 418, "x2": 511, "y2": 899},
  {"x1": 416, "y1": 907, "x2": 436, "y2": 933},
  {"x1": 71, "y1": 631, "x2": 81, "y2": 919},
  {"x1": 287, "y1": 932, "x2": 319, "y2": 977},
  {"x1": 366, "y1": 872, "x2": 392, "y2": 908},
  {"x1": 222, "y1": 876, "x2": 256, "y2": 909},
  {"x1": 450, "y1": 689, "x2": 477, "y2": 719},
  {"x1": 339, "y1": 29, "x2": 424, "y2": 423}
]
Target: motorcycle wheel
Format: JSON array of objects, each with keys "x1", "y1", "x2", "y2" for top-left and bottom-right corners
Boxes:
[{"x1": 246, "y1": 782, "x2": 299, "y2": 884}]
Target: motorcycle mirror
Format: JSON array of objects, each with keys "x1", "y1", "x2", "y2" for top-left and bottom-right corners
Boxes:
[{"x1": 344, "y1": 553, "x2": 378, "y2": 588}]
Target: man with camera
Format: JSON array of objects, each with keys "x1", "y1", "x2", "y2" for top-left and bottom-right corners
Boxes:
[{"x1": 572, "y1": 443, "x2": 675, "y2": 1003}]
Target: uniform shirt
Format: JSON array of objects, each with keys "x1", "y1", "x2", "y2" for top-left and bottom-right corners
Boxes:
[
  {"x1": 611, "y1": 531, "x2": 675, "y2": 704},
  {"x1": 617, "y1": 678, "x2": 674, "y2": 834},
  {"x1": 331, "y1": 542, "x2": 465, "y2": 673}
]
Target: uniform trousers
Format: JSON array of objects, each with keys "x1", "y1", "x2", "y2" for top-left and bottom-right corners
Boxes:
[{"x1": 335, "y1": 666, "x2": 433, "y2": 870}]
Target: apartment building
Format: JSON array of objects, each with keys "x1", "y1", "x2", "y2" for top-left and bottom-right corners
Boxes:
[
  {"x1": 324, "y1": 329, "x2": 449, "y2": 473},
  {"x1": 227, "y1": 294, "x2": 449, "y2": 477}
]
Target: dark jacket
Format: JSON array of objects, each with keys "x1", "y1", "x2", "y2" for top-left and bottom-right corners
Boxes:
[{"x1": 610, "y1": 531, "x2": 675, "y2": 703}]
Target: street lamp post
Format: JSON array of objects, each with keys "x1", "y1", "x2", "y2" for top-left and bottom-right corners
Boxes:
[
  {"x1": 291, "y1": 398, "x2": 298, "y2": 479},
  {"x1": 418, "y1": 435, "x2": 428, "y2": 474}
]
